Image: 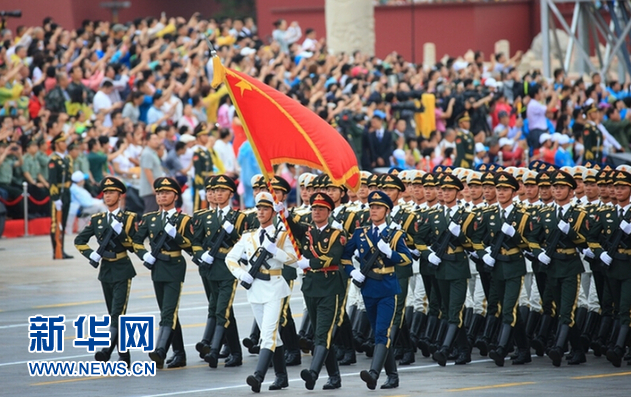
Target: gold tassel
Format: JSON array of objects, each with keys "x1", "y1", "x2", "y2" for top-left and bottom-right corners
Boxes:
[{"x1": 211, "y1": 56, "x2": 225, "y2": 88}]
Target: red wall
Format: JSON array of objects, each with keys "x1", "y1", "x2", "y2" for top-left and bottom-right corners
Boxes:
[{"x1": 258, "y1": 0, "x2": 537, "y2": 64}]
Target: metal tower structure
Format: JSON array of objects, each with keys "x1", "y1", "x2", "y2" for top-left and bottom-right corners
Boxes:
[{"x1": 540, "y1": 0, "x2": 631, "y2": 79}]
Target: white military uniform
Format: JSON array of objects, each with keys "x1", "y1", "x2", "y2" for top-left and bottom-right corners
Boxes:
[{"x1": 227, "y1": 224, "x2": 297, "y2": 351}]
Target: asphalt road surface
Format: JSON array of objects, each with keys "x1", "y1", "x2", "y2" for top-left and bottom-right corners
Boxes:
[{"x1": 1, "y1": 235, "x2": 629, "y2": 397}]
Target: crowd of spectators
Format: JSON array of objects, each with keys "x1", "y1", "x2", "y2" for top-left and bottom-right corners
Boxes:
[{"x1": 0, "y1": 12, "x2": 630, "y2": 223}]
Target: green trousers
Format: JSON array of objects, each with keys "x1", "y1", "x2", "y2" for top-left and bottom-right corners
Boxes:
[{"x1": 153, "y1": 281, "x2": 182, "y2": 329}]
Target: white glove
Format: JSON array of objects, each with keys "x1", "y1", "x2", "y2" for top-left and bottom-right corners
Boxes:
[
  {"x1": 239, "y1": 271, "x2": 254, "y2": 284},
  {"x1": 485, "y1": 246, "x2": 492, "y2": 254},
  {"x1": 501, "y1": 222, "x2": 515, "y2": 237},
  {"x1": 222, "y1": 220, "x2": 234, "y2": 234},
  {"x1": 558, "y1": 220, "x2": 570, "y2": 235},
  {"x1": 353, "y1": 249, "x2": 359, "y2": 258},
  {"x1": 377, "y1": 239, "x2": 393, "y2": 258},
  {"x1": 199, "y1": 190, "x2": 206, "y2": 199},
  {"x1": 263, "y1": 237, "x2": 277, "y2": 255},
  {"x1": 89, "y1": 251, "x2": 102, "y2": 262},
  {"x1": 621, "y1": 220, "x2": 631, "y2": 235},
  {"x1": 411, "y1": 249, "x2": 420, "y2": 257},
  {"x1": 331, "y1": 220, "x2": 343, "y2": 230},
  {"x1": 537, "y1": 252, "x2": 551, "y2": 265},
  {"x1": 201, "y1": 251, "x2": 214, "y2": 265},
  {"x1": 111, "y1": 219, "x2": 123, "y2": 235},
  {"x1": 482, "y1": 254, "x2": 495, "y2": 267},
  {"x1": 448, "y1": 221, "x2": 461, "y2": 236},
  {"x1": 470, "y1": 251, "x2": 479, "y2": 259},
  {"x1": 55, "y1": 199, "x2": 62, "y2": 211},
  {"x1": 164, "y1": 222, "x2": 177, "y2": 238},
  {"x1": 273, "y1": 201, "x2": 285, "y2": 214},
  {"x1": 428, "y1": 252, "x2": 441, "y2": 266},
  {"x1": 600, "y1": 252, "x2": 612, "y2": 266},
  {"x1": 143, "y1": 252, "x2": 156, "y2": 265},
  {"x1": 389, "y1": 222, "x2": 401, "y2": 230},
  {"x1": 582, "y1": 248, "x2": 595, "y2": 258},
  {"x1": 350, "y1": 269, "x2": 366, "y2": 283},
  {"x1": 297, "y1": 257, "x2": 311, "y2": 270}
]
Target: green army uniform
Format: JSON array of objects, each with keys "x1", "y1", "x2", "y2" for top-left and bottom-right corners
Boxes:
[
  {"x1": 192, "y1": 134, "x2": 213, "y2": 212},
  {"x1": 528, "y1": 170, "x2": 588, "y2": 366},
  {"x1": 589, "y1": 170, "x2": 631, "y2": 367},
  {"x1": 132, "y1": 177, "x2": 194, "y2": 369},
  {"x1": 0, "y1": 151, "x2": 22, "y2": 206},
  {"x1": 418, "y1": 173, "x2": 476, "y2": 366},
  {"x1": 74, "y1": 176, "x2": 136, "y2": 365},
  {"x1": 22, "y1": 151, "x2": 48, "y2": 214},
  {"x1": 48, "y1": 138, "x2": 73, "y2": 259},
  {"x1": 287, "y1": 193, "x2": 346, "y2": 390},
  {"x1": 583, "y1": 104, "x2": 603, "y2": 163},
  {"x1": 453, "y1": 112, "x2": 475, "y2": 168},
  {"x1": 192, "y1": 174, "x2": 246, "y2": 368},
  {"x1": 469, "y1": 172, "x2": 531, "y2": 366},
  {"x1": 36, "y1": 149, "x2": 49, "y2": 180}
]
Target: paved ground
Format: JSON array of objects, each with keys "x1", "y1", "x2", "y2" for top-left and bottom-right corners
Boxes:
[{"x1": 1, "y1": 235, "x2": 630, "y2": 397}]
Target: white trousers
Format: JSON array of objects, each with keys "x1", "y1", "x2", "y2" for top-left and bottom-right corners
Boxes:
[
  {"x1": 577, "y1": 272, "x2": 600, "y2": 312},
  {"x1": 407, "y1": 272, "x2": 427, "y2": 313},
  {"x1": 251, "y1": 299, "x2": 284, "y2": 351}
]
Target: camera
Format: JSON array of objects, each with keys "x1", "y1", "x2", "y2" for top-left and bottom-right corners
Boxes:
[{"x1": 0, "y1": 10, "x2": 21, "y2": 18}]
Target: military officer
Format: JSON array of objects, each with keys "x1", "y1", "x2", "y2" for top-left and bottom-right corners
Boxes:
[
  {"x1": 192, "y1": 123, "x2": 214, "y2": 211},
  {"x1": 193, "y1": 175, "x2": 247, "y2": 368},
  {"x1": 342, "y1": 191, "x2": 412, "y2": 390},
  {"x1": 582, "y1": 103, "x2": 603, "y2": 163},
  {"x1": 418, "y1": 173, "x2": 477, "y2": 366},
  {"x1": 453, "y1": 112, "x2": 475, "y2": 168},
  {"x1": 132, "y1": 177, "x2": 194, "y2": 369},
  {"x1": 590, "y1": 170, "x2": 631, "y2": 367},
  {"x1": 528, "y1": 170, "x2": 588, "y2": 366},
  {"x1": 279, "y1": 193, "x2": 346, "y2": 390},
  {"x1": 470, "y1": 172, "x2": 531, "y2": 366},
  {"x1": 49, "y1": 133, "x2": 73, "y2": 259},
  {"x1": 226, "y1": 192, "x2": 298, "y2": 393},
  {"x1": 74, "y1": 176, "x2": 136, "y2": 367}
]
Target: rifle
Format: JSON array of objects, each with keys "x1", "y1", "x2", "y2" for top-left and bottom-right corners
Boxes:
[
  {"x1": 354, "y1": 226, "x2": 398, "y2": 288},
  {"x1": 89, "y1": 214, "x2": 120, "y2": 268},
  {"x1": 606, "y1": 211, "x2": 630, "y2": 259},
  {"x1": 544, "y1": 209, "x2": 569, "y2": 258},
  {"x1": 241, "y1": 226, "x2": 283, "y2": 290},
  {"x1": 195, "y1": 210, "x2": 239, "y2": 266},
  {"x1": 431, "y1": 208, "x2": 465, "y2": 260},
  {"x1": 486, "y1": 209, "x2": 518, "y2": 272},
  {"x1": 143, "y1": 215, "x2": 177, "y2": 270}
]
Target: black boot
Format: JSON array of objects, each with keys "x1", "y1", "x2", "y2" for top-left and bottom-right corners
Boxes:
[
  {"x1": 337, "y1": 314, "x2": 356, "y2": 365},
  {"x1": 167, "y1": 321, "x2": 187, "y2": 368},
  {"x1": 281, "y1": 320, "x2": 302, "y2": 366},
  {"x1": 298, "y1": 310, "x2": 313, "y2": 353},
  {"x1": 409, "y1": 311, "x2": 426, "y2": 348},
  {"x1": 196, "y1": 317, "x2": 216, "y2": 359},
  {"x1": 475, "y1": 315, "x2": 498, "y2": 357},
  {"x1": 574, "y1": 307, "x2": 588, "y2": 333},
  {"x1": 454, "y1": 327, "x2": 471, "y2": 365},
  {"x1": 360, "y1": 343, "x2": 388, "y2": 390},
  {"x1": 519, "y1": 306, "x2": 530, "y2": 329},
  {"x1": 354, "y1": 310, "x2": 370, "y2": 352},
  {"x1": 149, "y1": 326, "x2": 172, "y2": 369},
  {"x1": 591, "y1": 316, "x2": 613, "y2": 357},
  {"x1": 269, "y1": 346, "x2": 289, "y2": 390},
  {"x1": 580, "y1": 311, "x2": 599, "y2": 352},
  {"x1": 242, "y1": 320, "x2": 260, "y2": 353},
  {"x1": 463, "y1": 307, "x2": 473, "y2": 329},
  {"x1": 430, "y1": 319, "x2": 448, "y2": 355},
  {"x1": 204, "y1": 325, "x2": 225, "y2": 368},
  {"x1": 219, "y1": 343, "x2": 231, "y2": 359},
  {"x1": 95, "y1": 326, "x2": 118, "y2": 362},
  {"x1": 322, "y1": 346, "x2": 342, "y2": 390},
  {"x1": 532, "y1": 314, "x2": 553, "y2": 357},
  {"x1": 525, "y1": 311, "x2": 541, "y2": 341},
  {"x1": 512, "y1": 320, "x2": 531, "y2": 365},
  {"x1": 467, "y1": 314, "x2": 485, "y2": 347},
  {"x1": 118, "y1": 350, "x2": 131, "y2": 368},
  {"x1": 301, "y1": 345, "x2": 328, "y2": 390},
  {"x1": 419, "y1": 315, "x2": 438, "y2": 357},
  {"x1": 398, "y1": 325, "x2": 415, "y2": 365},
  {"x1": 489, "y1": 323, "x2": 512, "y2": 367},
  {"x1": 548, "y1": 324, "x2": 570, "y2": 367},
  {"x1": 381, "y1": 348, "x2": 399, "y2": 389},
  {"x1": 606, "y1": 324, "x2": 629, "y2": 368},
  {"x1": 247, "y1": 348, "x2": 274, "y2": 393},
  {"x1": 433, "y1": 324, "x2": 458, "y2": 367},
  {"x1": 224, "y1": 321, "x2": 243, "y2": 367}
]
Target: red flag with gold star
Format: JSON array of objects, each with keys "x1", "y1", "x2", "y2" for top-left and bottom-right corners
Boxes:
[{"x1": 211, "y1": 63, "x2": 360, "y2": 190}]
